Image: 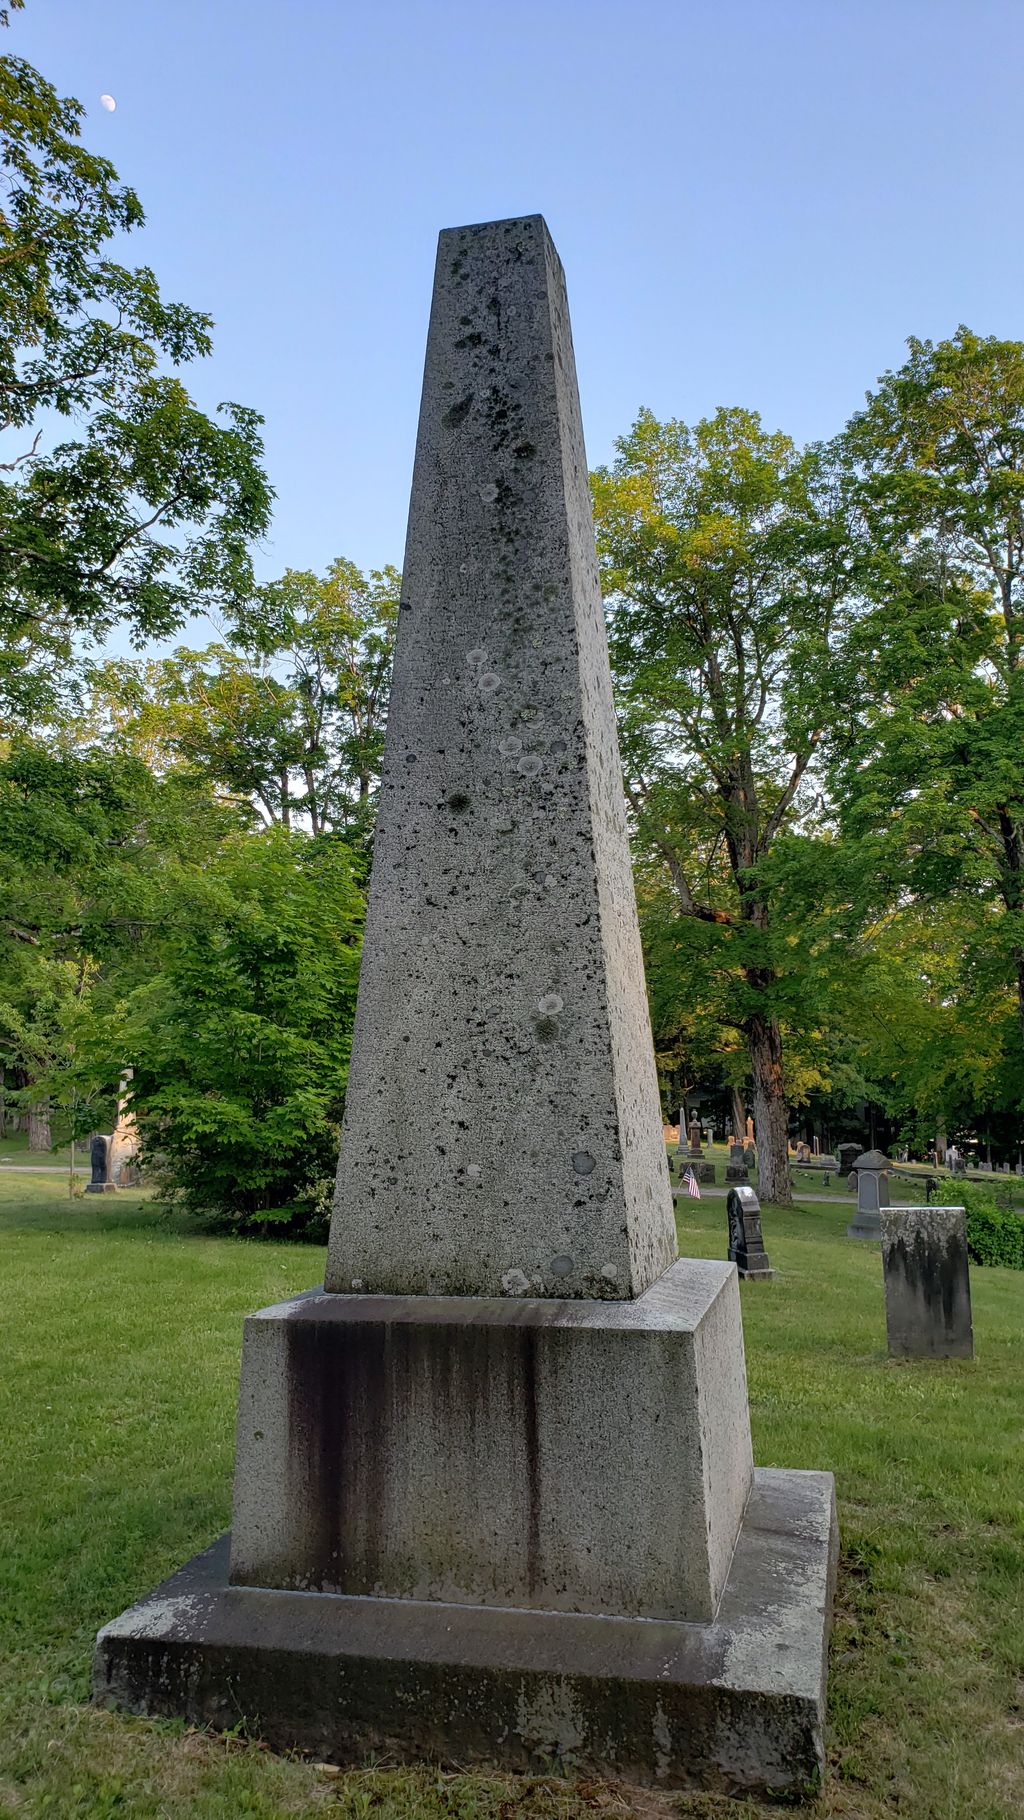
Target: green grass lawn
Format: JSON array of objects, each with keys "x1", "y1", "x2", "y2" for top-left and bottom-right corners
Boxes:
[
  {"x1": 1, "y1": 1176, "x2": 1022, "y2": 1819},
  {"x1": 0, "y1": 1129, "x2": 76, "y2": 1166}
]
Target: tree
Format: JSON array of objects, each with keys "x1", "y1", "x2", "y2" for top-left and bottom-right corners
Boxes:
[
  {"x1": 0, "y1": 733, "x2": 246, "y2": 1147},
  {"x1": 592, "y1": 407, "x2": 850, "y2": 1201},
  {"x1": 123, "y1": 827, "x2": 363, "y2": 1230},
  {"x1": 85, "y1": 558, "x2": 400, "y2": 844},
  {"x1": 833, "y1": 329, "x2": 1024, "y2": 1060},
  {"x1": 0, "y1": 951, "x2": 111, "y2": 1181},
  {"x1": 0, "y1": 32, "x2": 272, "y2": 723}
]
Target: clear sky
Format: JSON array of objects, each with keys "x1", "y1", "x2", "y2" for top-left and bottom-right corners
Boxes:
[{"x1": 16, "y1": 0, "x2": 1024, "y2": 585}]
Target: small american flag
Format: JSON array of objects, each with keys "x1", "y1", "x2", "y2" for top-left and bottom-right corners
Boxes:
[{"x1": 682, "y1": 1165, "x2": 701, "y2": 1200}]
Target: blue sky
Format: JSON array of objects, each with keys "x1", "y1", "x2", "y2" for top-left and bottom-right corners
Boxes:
[{"x1": 17, "y1": 0, "x2": 1024, "y2": 589}]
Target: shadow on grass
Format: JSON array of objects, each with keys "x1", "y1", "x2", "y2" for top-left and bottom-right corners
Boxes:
[
  {"x1": 0, "y1": 1177, "x2": 327, "y2": 1247},
  {"x1": 0, "y1": 1181, "x2": 201, "y2": 1241}
]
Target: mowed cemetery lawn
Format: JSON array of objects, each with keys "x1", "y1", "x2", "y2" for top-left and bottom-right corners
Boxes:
[{"x1": 1, "y1": 1174, "x2": 1022, "y2": 1820}]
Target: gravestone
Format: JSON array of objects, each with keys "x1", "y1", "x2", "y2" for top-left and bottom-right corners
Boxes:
[
  {"x1": 836, "y1": 1142, "x2": 862, "y2": 1186},
  {"x1": 107, "y1": 1068, "x2": 140, "y2": 1187},
  {"x1": 727, "y1": 1186, "x2": 773, "y2": 1280},
  {"x1": 84, "y1": 1133, "x2": 115, "y2": 1193},
  {"x1": 881, "y1": 1206, "x2": 973, "y2": 1358},
  {"x1": 745, "y1": 1116, "x2": 755, "y2": 1144},
  {"x1": 686, "y1": 1117, "x2": 704, "y2": 1157},
  {"x1": 847, "y1": 1148, "x2": 890, "y2": 1239},
  {"x1": 743, "y1": 1142, "x2": 756, "y2": 1169},
  {"x1": 726, "y1": 1136, "x2": 749, "y2": 1183},
  {"x1": 93, "y1": 215, "x2": 836, "y2": 1794}
]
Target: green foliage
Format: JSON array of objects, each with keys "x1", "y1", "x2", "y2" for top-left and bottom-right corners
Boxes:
[
  {"x1": 125, "y1": 827, "x2": 363, "y2": 1233},
  {"x1": 0, "y1": 736, "x2": 242, "y2": 1154},
  {"x1": 831, "y1": 329, "x2": 1024, "y2": 1062},
  {"x1": 936, "y1": 1177, "x2": 1024, "y2": 1270},
  {"x1": 0, "y1": 40, "x2": 272, "y2": 722},
  {"x1": 80, "y1": 557, "x2": 400, "y2": 847},
  {"x1": 592, "y1": 407, "x2": 854, "y2": 1195}
]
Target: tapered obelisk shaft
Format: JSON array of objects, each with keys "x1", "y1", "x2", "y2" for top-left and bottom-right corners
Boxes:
[{"x1": 325, "y1": 215, "x2": 676, "y2": 1299}]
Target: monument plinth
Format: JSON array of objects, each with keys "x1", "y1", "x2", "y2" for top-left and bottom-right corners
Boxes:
[{"x1": 94, "y1": 216, "x2": 837, "y2": 1795}]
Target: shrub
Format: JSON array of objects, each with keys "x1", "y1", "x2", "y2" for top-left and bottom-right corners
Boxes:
[
  {"x1": 936, "y1": 1179, "x2": 1024, "y2": 1270},
  {"x1": 128, "y1": 828, "x2": 362, "y2": 1236}
]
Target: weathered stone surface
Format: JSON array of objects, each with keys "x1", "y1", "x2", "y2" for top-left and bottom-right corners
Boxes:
[
  {"x1": 108, "y1": 1067, "x2": 140, "y2": 1186},
  {"x1": 324, "y1": 216, "x2": 675, "y2": 1302},
  {"x1": 93, "y1": 214, "x2": 838, "y2": 1796},
  {"x1": 836, "y1": 1142, "x2": 860, "y2": 1180},
  {"x1": 881, "y1": 1205, "x2": 974, "y2": 1359},
  {"x1": 231, "y1": 1261, "x2": 753, "y2": 1624},
  {"x1": 847, "y1": 1148, "x2": 890, "y2": 1239},
  {"x1": 94, "y1": 1469, "x2": 838, "y2": 1796},
  {"x1": 726, "y1": 1186, "x2": 773, "y2": 1281},
  {"x1": 85, "y1": 1133, "x2": 115, "y2": 1193}
]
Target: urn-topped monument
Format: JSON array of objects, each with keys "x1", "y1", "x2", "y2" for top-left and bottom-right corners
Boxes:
[{"x1": 93, "y1": 216, "x2": 837, "y2": 1794}]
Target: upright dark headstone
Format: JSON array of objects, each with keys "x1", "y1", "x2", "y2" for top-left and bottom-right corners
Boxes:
[
  {"x1": 84, "y1": 1133, "x2": 115, "y2": 1194},
  {"x1": 93, "y1": 214, "x2": 836, "y2": 1796},
  {"x1": 881, "y1": 1206, "x2": 973, "y2": 1358},
  {"x1": 837, "y1": 1142, "x2": 860, "y2": 1182},
  {"x1": 727, "y1": 1186, "x2": 773, "y2": 1280},
  {"x1": 686, "y1": 1118, "x2": 703, "y2": 1157}
]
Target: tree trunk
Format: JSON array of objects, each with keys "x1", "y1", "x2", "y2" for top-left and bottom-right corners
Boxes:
[
  {"x1": 730, "y1": 1088, "x2": 746, "y2": 1143},
  {"x1": 280, "y1": 770, "x2": 291, "y2": 830},
  {"x1": 1012, "y1": 943, "x2": 1024, "y2": 1051},
  {"x1": 28, "y1": 1099, "x2": 51, "y2": 1152},
  {"x1": 747, "y1": 1014, "x2": 792, "y2": 1204},
  {"x1": 0, "y1": 1065, "x2": 5, "y2": 1141},
  {"x1": 304, "y1": 766, "x2": 320, "y2": 836},
  {"x1": 996, "y1": 810, "x2": 1024, "y2": 1047}
]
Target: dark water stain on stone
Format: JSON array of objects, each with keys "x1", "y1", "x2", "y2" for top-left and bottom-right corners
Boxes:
[{"x1": 443, "y1": 392, "x2": 475, "y2": 430}]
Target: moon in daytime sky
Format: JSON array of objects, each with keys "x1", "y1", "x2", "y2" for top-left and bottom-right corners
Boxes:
[{"x1": 99, "y1": 94, "x2": 116, "y2": 112}]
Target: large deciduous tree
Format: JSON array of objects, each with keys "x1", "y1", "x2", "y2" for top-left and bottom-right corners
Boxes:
[
  {"x1": 0, "y1": 30, "x2": 272, "y2": 722},
  {"x1": 124, "y1": 828, "x2": 363, "y2": 1229},
  {"x1": 83, "y1": 559, "x2": 400, "y2": 845},
  {"x1": 592, "y1": 407, "x2": 850, "y2": 1201},
  {"x1": 834, "y1": 328, "x2": 1024, "y2": 1055}
]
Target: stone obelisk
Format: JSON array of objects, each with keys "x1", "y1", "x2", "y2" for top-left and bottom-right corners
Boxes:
[
  {"x1": 324, "y1": 213, "x2": 676, "y2": 1302},
  {"x1": 94, "y1": 218, "x2": 837, "y2": 1795}
]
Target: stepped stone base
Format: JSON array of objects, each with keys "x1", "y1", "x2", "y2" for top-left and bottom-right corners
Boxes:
[
  {"x1": 93, "y1": 1468, "x2": 838, "y2": 1795},
  {"x1": 847, "y1": 1209, "x2": 882, "y2": 1240},
  {"x1": 228, "y1": 1263, "x2": 751, "y2": 1624}
]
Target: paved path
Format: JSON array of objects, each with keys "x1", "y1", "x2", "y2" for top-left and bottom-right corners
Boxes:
[
  {"x1": 674, "y1": 1184, "x2": 851, "y2": 1207},
  {"x1": 0, "y1": 1163, "x2": 77, "y2": 1173}
]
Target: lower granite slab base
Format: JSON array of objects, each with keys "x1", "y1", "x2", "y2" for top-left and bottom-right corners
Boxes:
[{"x1": 93, "y1": 1467, "x2": 838, "y2": 1796}]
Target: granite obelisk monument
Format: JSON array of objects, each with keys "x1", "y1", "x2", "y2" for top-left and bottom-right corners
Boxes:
[{"x1": 94, "y1": 216, "x2": 837, "y2": 1793}]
